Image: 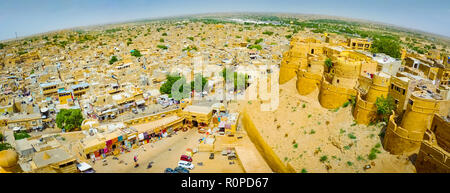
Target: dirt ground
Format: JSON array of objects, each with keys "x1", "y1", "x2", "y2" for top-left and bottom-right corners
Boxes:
[{"x1": 235, "y1": 77, "x2": 416, "y2": 173}]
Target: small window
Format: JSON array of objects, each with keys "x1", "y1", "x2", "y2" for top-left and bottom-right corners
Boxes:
[
  {"x1": 402, "y1": 89, "x2": 405, "y2": 95},
  {"x1": 391, "y1": 84, "x2": 394, "y2": 89}
]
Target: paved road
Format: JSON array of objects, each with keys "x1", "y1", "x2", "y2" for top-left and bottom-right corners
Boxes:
[{"x1": 92, "y1": 129, "x2": 202, "y2": 173}]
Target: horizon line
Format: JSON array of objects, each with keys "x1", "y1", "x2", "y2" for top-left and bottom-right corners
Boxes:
[{"x1": 1, "y1": 11, "x2": 449, "y2": 43}]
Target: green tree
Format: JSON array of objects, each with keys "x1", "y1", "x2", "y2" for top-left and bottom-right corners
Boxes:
[
  {"x1": 159, "y1": 75, "x2": 190, "y2": 100},
  {"x1": 0, "y1": 143, "x2": 12, "y2": 151},
  {"x1": 254, "y1": 38, "x2": 264, "y2": 44},
  {"x1": 262, "y1": 31, "x2": 274, "y2": 36},
  {"x1": 248, "y1": 44, "x2": 262, "y2": 50},
  {"x1": 325, "y1": 58, "x2": 333, "y2": 72},
  {"x1": 190, "y1": 74, "x2": 208, "y2": 92},
  {"x1": 221, "y1": 68, "x2": 249, "y2": 91},
  {"x1": 159, "y1": 74, "x2": 190, "y2": 100},
  {"x1": 375, "y1": 95, "x2": 396, "y2": 122},
  {"x1": 56, "y1": 109, "x2": 84, "y2": 131},
  {"x1": 0, "y1": 43, "x2": 5, "y2": 49},
  {"x1": 371, "y1": 38, "x2": 401, "y2": 58},
  {"x1": 160, "y1": 74, "x2": 181, "y2": 95},
  {"x1": 14, "y1": 131, "x2": 30, "y2": 140},
  {"x1": 130, "y1": 49, "x2": 142, "y2": 57},
  {"x1": 109, "y1": 55, "x2": 118, "y2": 64},
  {"x1": 157, "y1": 45, "x2": 168, "y2": 50}
]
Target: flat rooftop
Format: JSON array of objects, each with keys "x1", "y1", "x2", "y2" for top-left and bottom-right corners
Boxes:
[
  {"x1": 132, "y1": 115, "x2": 183, "y2": 134},
  {"x1": 32, "y1": 148, "x2": 74, "y2": 168},
  {"x1": 183, "y1": 105, "x2": 212, "y2": 114}
]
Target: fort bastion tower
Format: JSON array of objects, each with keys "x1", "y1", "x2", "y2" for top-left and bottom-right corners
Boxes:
[
  {"x1": 353, "y1": 72, "x2": 391, "y2": 125},
  {"x1": 279, "y1": 35, "x2": 324, "y2": 85},
  {"x1": 383, "y1": 91, "x2": 441, "y2": 154},
  {"x1": 318, "y1": 52, "x2": 359, "y2": 109}
]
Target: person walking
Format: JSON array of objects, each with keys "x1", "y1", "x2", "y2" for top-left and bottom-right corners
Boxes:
[{"x1": 134, "y1": 155, "x2": 138, "y2": 167}]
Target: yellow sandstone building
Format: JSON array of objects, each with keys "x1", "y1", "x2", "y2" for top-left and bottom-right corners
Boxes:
[
  {"x1": 353, "y1": 72, "x2": 391, "y2": 124},
  {"x1": 383, "y1": 91, "x2": 441, "y2": 154},
  {"x1": 415, "y1": 114, "x2": 450, "y2": 173}
]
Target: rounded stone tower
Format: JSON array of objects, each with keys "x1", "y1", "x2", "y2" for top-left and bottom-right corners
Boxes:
[
  {"x1": 353, "y1": 72, "x2": 391, "y2": 125},
  {"x1": 383, "y1": 91, "x2": 440, "y2": 154},
  {"x1": 366, "y1": 73, "x2": 391, "y2": 103},
  {"x1": 296, "y1": 57, "x2": 324, "y2": 96},
  {"x1": 318, "y1": 55, "x2": 360, "y2": 109},
  {"x1": 0, "y1": 150, "x2": 20, "y2": 173}
]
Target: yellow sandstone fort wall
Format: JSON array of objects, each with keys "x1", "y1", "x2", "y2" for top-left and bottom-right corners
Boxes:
[
  {"x1": 279, "y1": 51, "x2": 302, "y2": 84},
  {"x1": 296, "y1": 70, "x2": 322, "y2": 96},
  {"x1": 353, "y1": 73, "x2": 391, "y2": 125},
  {"x1": 415, "y1": 129, "x2": 450, "y2": 173},
  {"x1": 366, "y1": 74, "x2": 390, "y2": 103},
  {"x1": 383, "y1": 94, "x2": 440, "y2": 154},
  {"x1": 279, "y1": 36, "x2": 325, "y2": 85},
  {"x1": 318, "y1": 80, "x2": 357, "y2": 109},
  {"x1": 383, "y1": 111, "x2": 424, "y2": 154},
  {"x1": 400, "y1": 95, "x2": 439, "y2": 134},
  {"x1": 241, "y1": 108, "x2": 296, "y2": 173},
  {"x1": 353, "y1": 94, "x2": 377, "y2": 125}
]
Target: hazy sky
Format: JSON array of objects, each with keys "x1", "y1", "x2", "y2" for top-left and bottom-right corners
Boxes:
[{"x1": 0, "y1": 0, "x2": 449, "y2": 40}]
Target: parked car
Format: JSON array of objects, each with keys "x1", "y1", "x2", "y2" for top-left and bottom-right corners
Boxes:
[
  {"x1": 77, "y1": 162, "x2": 95, "y2": 173},
  {"x1": 164, "y1": 168, "x2": 176, "y2": 173},
  {"x1": 174, "y1": 166, "x2": 190, "y2": 173},
  {"x1": 178, "y1": 160, "x2": 195, "y2": 170},
  {"x1": 132, "y1": 108, "x2": 138, "y2": 114},
  {"x1": 209, "y1": 153, "x2": 214, "y2": 160},
  {"x1": 180, "y1": 155, "x2": 192, "y2": 162},
  {"x1": 228, "y1": 153, "x2": 237, "y2": 160}
]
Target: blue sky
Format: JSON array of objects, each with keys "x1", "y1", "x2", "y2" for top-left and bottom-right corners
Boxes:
[{"x1": 0, "y1": 0, "x2": 449, "y2": 40}]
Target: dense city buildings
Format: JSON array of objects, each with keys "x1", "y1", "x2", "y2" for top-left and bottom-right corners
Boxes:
[{"x1": 0, "y1": 13, "x2": 449, "y2": 173}]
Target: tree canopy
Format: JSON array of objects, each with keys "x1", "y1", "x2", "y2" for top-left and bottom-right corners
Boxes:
[
  {"x1": 375, "y1": 95, "x2": 396, "y2": 122},
  {"x1": 157, "y1": 45, "x2": 168, "y2": 50},
  {"x1": 14, "y1": 131, "x2": 30, "y2": 140},
  {"x1": 371, "y1": 38, "x2": 401, "y2": 59},
  {"x1": 325, "y1": 58, "x2": 333, "y2": 72},
  {"x1": 221, "y1": 68, "x2": 249, "y2": 91},
  {"x1": 130, "y1": 49, "x2": 142, "y2": 57},
  {"x1": 0, "y1": 143, "x2": 12, "y2": 151},
  {"x1": 56, "y1": 109, "x2": 84, "y2": 131},
  {"x1": 109, "y1": 55, "x2": 118, "y2": 64},
  {"x1": 159, "y1": 74, "x2": 190, "y2": 100},
  {"x1": 248, "y1": 44, "x2": 262, "y2": 50},
  {"x1": 190, "y1": 74, "x2": 208, "y2": 92}
]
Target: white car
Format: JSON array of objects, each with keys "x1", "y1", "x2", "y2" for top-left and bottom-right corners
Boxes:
[{"x1": 178, "y1": 160, "x2": 195, "y2": 170}]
